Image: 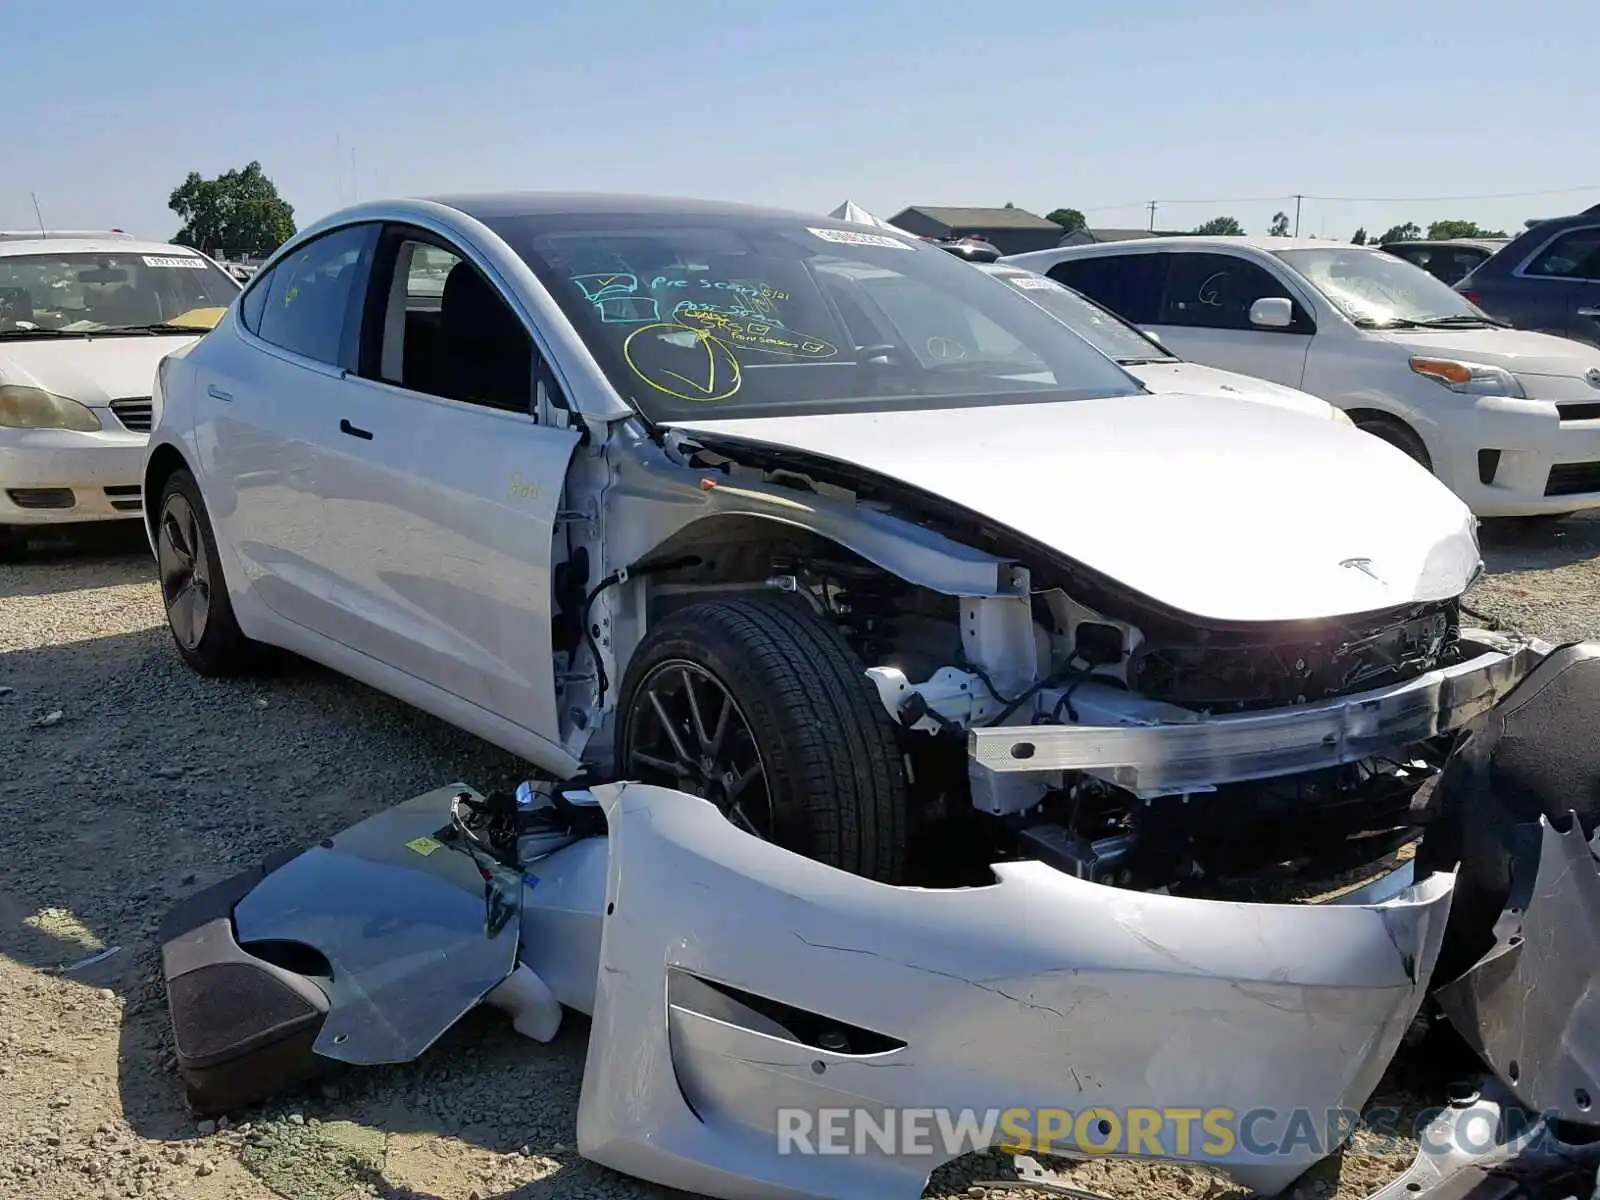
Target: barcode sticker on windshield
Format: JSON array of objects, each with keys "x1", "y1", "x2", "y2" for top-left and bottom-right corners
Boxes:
[
  {"x1": 142, "y1": 255, "x2": 208, "y2": 269},
  {"x1": 807, "y1": 227, "x2": 913, "y2": 249},
  {"x1": 1008, "y1": 275, "x2": 1064, "y2": 290}
]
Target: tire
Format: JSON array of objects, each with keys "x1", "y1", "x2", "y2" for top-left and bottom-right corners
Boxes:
[
  {"x1": 616, "y1": 594, "x2": 910, "y2": 883},
  {"x1": 1353, "y1": 415, "x2": 1432, "y2": 471},
  {"x1": 0, "y1": 525, "x2": 24, "y2": 564},
  {"x1": 155, "y1": 469, "x2": 264, "y2": 676}
]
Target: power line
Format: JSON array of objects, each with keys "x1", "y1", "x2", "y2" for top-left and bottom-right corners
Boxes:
[
  {"x1": 1299, "y1": 184, "x2": 1600, "y2": 203},
  {"x1": 1077, "y1": 183, "x2": 1600, "y2": 214}
]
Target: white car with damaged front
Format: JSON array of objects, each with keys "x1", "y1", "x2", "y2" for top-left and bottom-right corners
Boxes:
[
  {"x1": 142, "y1": 193, "x2": 1547, "y2": 1200},
  {"x1": 0, "y1": 236, "x2": 239, "y2": 559}
]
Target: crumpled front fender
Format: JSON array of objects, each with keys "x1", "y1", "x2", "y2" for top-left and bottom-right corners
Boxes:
[{"x1": 575, "y1": 782, "x2": 1456, "y2": 1200}]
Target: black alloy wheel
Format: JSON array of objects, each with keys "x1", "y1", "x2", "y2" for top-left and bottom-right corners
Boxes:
[{"x1": 624, "y1": 660, "x2": 774, "y2": 839}]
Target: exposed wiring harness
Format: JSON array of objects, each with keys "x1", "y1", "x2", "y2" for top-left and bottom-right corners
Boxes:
[
  {"x1": 579, "y1": 554, "x2": 705, "y2": 708},
  {"x1": 962, "y1": 656, "x2": 1099, "y2": 727}
]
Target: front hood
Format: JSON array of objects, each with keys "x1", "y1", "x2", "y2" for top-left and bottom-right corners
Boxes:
[
  {"x1": 0, "y1": 334, "x2": 200, "y2": 405},
  {"x1": 670, "y1": 394, "x2": 1480, "y2": 623},
  {"x1": 1127, "y1": 361, "x2": 1335, "y2": 417},
  {"x1": 1378, "y1": 326, "x2": 1600, "y2": 380}
]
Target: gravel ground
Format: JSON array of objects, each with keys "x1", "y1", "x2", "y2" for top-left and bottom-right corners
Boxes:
[{"x1": 3, "y1": 513, "x2": 1598, "y2": 1200}]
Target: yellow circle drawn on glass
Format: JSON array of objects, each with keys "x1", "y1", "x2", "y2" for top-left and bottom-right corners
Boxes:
[{"x1": 623, "y1": 322, "x2": 743, "y2": 402}]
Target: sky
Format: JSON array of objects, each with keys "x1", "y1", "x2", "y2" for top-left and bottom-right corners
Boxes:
[{"x1": 4, "y1": 0, "x2": 1595, "y2": 246}]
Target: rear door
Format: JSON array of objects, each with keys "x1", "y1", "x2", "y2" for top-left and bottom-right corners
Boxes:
[
  {"x1": 196, "y1": 222, "x2": 379, "y2": 627},
  {"x1": 1044, "y1": 251, "x2": 1169, "y2": 338},
  {"x1": 1509, "y1": 224, "x2": 1600, "y2": 341},
  {"x1": 313, "y1": 223, "x2": 580, "y2": 747},
  {"x1": 1147, "y1": 251, "x2": 1315, "y2": 388}
]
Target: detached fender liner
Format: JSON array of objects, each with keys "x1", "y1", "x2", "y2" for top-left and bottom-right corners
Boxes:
[{"x1": 159, "y1": 859, "x2": 332, "y2": 1117}]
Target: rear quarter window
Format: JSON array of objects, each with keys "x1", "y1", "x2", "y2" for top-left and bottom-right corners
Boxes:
[{"x1": 1045, "y1": 253, "x2": 1166, "y2": 325}]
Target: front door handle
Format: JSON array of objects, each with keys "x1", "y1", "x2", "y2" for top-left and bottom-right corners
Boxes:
[
  {"x1": 1577, "y1": 307, "x2": 1600, "y2": 318},
  {"x1": 206, "y1": 385, "x2": 233, "y2": 402},
  {"x1": 339, "y1": 418, "x2": 373, "y2": 441}
]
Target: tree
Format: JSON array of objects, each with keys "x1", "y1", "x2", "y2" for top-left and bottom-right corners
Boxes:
[
  {"x1": 1192, "y1": 216, "x2": 1245, "y2": 236},
  {"x1": 1427, "y1": 218, "x2": 1508, "y2": 240},
  {"x1": 1351, "y1": 228, "x2": 1368, "y2": 245},
  {"x1": 1268, "y1": 211, "x2": 1291, "y2": 237},
  {"x1": 168, "y1": 161, "x2": 295, "y2": 254},
  {"x1": 1046, "y1": 207, "x2": 1087, "y2": 233},
  {"x1": 1376, "y1": 222, "x2": 1421, "y2": 244},
  {"x1": 1003, "y1": 201, "x2": 1017, "y2": 209}
]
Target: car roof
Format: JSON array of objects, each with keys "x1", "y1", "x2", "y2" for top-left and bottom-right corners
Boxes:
[
  {"x1": 422, "y1": 190, "x2": 841, "y2": 226},
  {"x1": 1003, "y1": 236, "x2": 1368, "y2": 268},
  {"x1": 1382, "y1": 238, "x2": 1508, "y2": 251},
  {"x1": 0, "y1": 237, "x2": 211, "y2": 258}
]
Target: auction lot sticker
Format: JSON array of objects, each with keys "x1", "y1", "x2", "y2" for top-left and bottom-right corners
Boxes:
[
  {"x1": 807, "y1": 227, "x2": 913, "y2": 249},
  {"x1": 142, "y1": 255, "x2": 208, "y2": 269}
]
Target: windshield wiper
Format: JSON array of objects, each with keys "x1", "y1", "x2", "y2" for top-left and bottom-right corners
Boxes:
[
  {"x1": 0, "y1": 327, "x2": 93, "y2": 339},
  {"x1": 98, "y1": 322, "x2": 214, "y2": 335},
  {"x1": 1411, "y1": 314, "x2": 1510, "y2": 329},
  {"x1": 1353, "y1": 314, "x2": 1507, "y2": 330},
  {"x1": 1118, "y1": 356, "x2": 1178, "y2": 365}
]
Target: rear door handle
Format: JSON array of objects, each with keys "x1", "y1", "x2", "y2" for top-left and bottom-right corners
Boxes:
[
  {"x1": 1577, "y1": 307, "x2": 1600, "y2": 318},
  {"x1": 339, "y1": 418, "x2": 373, "y2": 441},
  {"x1": 206, "y1": 385, "x2": 233, "y2": 402}
]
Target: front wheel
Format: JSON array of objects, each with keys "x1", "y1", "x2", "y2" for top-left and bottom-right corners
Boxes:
[
  {"x1": 1352, "y1": 414, "x2": 1432, "y2": 471},
  {"x1": 156, "y1": 470, "x2": 266, "y2": 676},
  {"x1": 616, "y1": 595, "x2": 911, "y2": 882}
]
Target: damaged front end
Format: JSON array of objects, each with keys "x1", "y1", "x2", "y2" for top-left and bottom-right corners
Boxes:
[{"x1": 157, "y1": 644, "x2": 1600, "y2": 1200}]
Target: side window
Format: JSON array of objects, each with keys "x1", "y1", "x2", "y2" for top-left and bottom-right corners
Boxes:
[
  {"x1": 1046, "y1": 254, "x2": 1165, "y2": 325},
  {"x1": 367, "y1": 236, "x2": 534, "y2": 414},
  {"x1": 1159, "y1": 253, "x2": 1307, "y2": 332},
  {"x1": 237, "y1": 271, "x2": 270, "y2": 334},
  {"x1": 1525, "y1": 228, "x2": 1600, "y2": 280},
  {"x1": 255, "y1": 224, "x2": 375, "y2": 366}
]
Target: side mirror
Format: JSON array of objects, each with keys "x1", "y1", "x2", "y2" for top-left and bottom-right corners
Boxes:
[
  {"x1": 1141, "y1": 329, "x2": 1167, "y2": 348},
  {"x1": 1249, "y1": 297, "x2": 1294, "y2": 328}
]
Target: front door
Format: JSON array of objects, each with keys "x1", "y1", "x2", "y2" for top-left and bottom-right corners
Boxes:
[
  {"x1": 1569, "y1": 280, "x2": 1600, "y2": 348},
  {"x1": 196, "y1": 222, "x2": 378, "y2": 628},
  {"x1": 311, "y1": 227, "x2": 580, "y2": 744},
  {"x1": 1147, "y1": 250, "x2": 1316, "y2": 389}
]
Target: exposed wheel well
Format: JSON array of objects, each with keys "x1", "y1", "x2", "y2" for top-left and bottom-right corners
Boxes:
[
  {"x1": 1344, "y1": 409, "x2": 1433, "y2": 472},
  {"x1": 143, "y1": 444, "x2": 191, "y2": 541}
]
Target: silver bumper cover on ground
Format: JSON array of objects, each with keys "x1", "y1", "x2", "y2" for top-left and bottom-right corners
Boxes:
[
  {"x1": 574, "y1": 782, "x2": 1455, "y2": 1200},
  {"x1": 969, "y1": 634, "x2": 1548, "y2": 796}
]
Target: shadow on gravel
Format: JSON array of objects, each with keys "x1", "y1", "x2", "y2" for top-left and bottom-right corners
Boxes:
[
  {"x1": 1477, "y1": 512, "x2": 1600, "y2": 574},
  {"x1": 0, "y1": 520, "x2": 153, "y2": 598}
]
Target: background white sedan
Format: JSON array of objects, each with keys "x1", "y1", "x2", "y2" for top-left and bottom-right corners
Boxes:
[
  {"x1": 0, "y1": 234, "x2": 239, "y2": 560},
  {"x1": 976, "y1": 262, "x2": 1351, "y2": 422},
  {"x1": 1004, "y1": 236, "x2": 1600, "y2": 522}
]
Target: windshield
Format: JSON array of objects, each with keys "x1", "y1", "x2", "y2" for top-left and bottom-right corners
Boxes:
[
  {"x1": 1273, "y1": 247, "x2": 1489, "y2": 327},
  {"x1": 984, "y1": 268, "x2": 1176, "y2": 363},
  {"x1": 487, "y1": 212, "x2": 1143, "y2": 422},
  {"x1": 0, "y1": 250, "x2": 240, "y2": 335}
]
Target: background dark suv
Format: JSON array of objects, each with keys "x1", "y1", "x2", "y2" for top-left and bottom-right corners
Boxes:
[{"x1": 1456, "y1": 204, "x2": 1600, "y2": 347}]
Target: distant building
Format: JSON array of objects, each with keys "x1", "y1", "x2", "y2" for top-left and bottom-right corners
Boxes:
[
  {"x1": 888, "y1": 206, "x2": 1065, "y2": 256},
  {"x1": 1056, "y1": 227, "x2": 1187, "y2": 247}
]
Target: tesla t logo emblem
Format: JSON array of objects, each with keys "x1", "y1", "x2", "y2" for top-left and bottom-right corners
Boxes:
[
  {"x1": 1585, "y1": 367, "x2": 1600, "y2": 389},
  {"x1": 1340, "y1": 557, "x2": 1383, "y2": 582}
]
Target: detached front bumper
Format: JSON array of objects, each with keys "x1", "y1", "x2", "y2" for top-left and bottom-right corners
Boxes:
[
  {"x1": 575, "y1": 781, "x2": 1455, "y2": 1200},
  {"x1": 969, "y1": 632, "x2": 1547, "y2": 799}
]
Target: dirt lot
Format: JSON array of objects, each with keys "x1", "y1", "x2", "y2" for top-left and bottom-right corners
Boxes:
[{"x1": 4, "y1": 515, "x2": 1598, "y2": 1200}]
